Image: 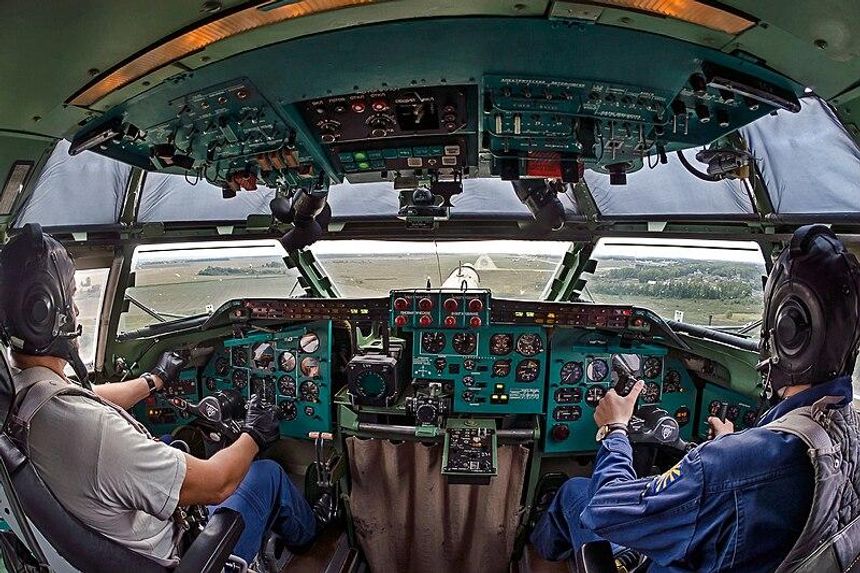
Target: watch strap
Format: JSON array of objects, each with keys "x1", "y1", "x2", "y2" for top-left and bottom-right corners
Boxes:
[{"x1": 141, "y1": 373, "x2": 158, "y2": 394}]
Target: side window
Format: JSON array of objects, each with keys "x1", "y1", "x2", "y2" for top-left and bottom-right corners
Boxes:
[{"x1": 74, "y1": 268, "x2": 110, "y2": 366}]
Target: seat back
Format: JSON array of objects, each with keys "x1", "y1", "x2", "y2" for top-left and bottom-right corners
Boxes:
[{"x1": 0, "y1": 350, "x2": 168, "y2": 573}]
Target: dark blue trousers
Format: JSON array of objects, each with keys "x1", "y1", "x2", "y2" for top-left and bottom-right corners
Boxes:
[{"x1": 211, "y1": 459, "x2": 317, "y2": 562}]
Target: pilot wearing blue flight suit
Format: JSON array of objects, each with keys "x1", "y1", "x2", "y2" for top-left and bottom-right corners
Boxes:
[{"x1": 530, "y1": 225, "x2": 860, "y2": 572}]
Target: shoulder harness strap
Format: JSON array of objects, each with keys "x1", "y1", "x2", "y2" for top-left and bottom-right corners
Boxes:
[
  {"x1": 763, "y1": 396, "x2": 843, "y2": 454},
  {"x1": 8, "y1": 373, "x2": 92, "y2": 456}
]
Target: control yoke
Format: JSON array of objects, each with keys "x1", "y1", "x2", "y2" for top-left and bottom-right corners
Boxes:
[{"x1": 167, "y1": 390, "x2": 246, "y2": 442}]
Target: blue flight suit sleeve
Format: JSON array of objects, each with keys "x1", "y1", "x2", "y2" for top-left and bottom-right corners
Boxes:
[{"x1": 580, "y1": 433, "x2": 705, "y2": 563}]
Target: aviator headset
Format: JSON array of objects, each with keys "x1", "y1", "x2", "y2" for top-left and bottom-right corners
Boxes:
[
  {"x1": 0, "y1": 223, "x2": 87, "y2": 382},
  {"x1": 758, "y1": 224, "x2": 860, "y2": 400}
]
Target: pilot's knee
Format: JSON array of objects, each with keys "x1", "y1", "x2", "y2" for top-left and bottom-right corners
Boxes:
[
  {"x1": 244, "y1": 459, "x2": 285, "y2": 489},
  {"x1": 556, "y1": 477, "x2": 591, "y2": 513}
]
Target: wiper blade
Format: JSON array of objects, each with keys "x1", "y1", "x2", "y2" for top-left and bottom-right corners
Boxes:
[
  {"x1": 124, "y1": 293, "x2": 189, "y2": 322},
  {"x1": 666, "y1": 320, "x2": 759, "y2": 352}
]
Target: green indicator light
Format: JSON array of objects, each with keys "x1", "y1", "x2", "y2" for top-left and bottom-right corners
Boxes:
[
  {"x1": 353, "y1": 152, "x2": 368, "y2": 161},
  {"x1": 358, "y1": 161, "x2": 370, "y2": 169}
]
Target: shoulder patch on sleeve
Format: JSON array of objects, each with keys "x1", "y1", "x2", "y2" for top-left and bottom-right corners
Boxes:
[{"x1": 651, "y1": 460, "x2": 682, "y2": 494}]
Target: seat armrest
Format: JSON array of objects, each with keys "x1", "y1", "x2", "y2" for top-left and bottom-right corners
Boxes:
[
  {"x1": 174, "y1": 509, "x2": 244, "y2": 573},
  {"x1": 580, "y1": 540, "x2": 616, "y2": 573}
]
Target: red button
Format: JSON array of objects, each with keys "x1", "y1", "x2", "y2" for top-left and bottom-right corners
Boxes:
[
  {"x1": 443, "y1": 298, "x2": 458, "y2": 312},
  {"x1": 468, "y1": 298, "x2": 484, "y2": 312},
  {"x1": 444, "y1": 316, "x2": 457, "y2": 328},
  {"x1": 418, "y1": 297, "x2": 434, "y2": 311},
  {"x1": 419, "y1": 314, "x2": 433, "y2": 327},
  {"x1": 351, "y1": 101, "x2": 366, "y2": 113},
  {"x1": 394, "y1": 315, "x2": 408, "y2": 327},
  {"x1": 551, "y1": 424, "x2": 571, "y2": 442},
  {"x1": 371, "y1": 98, "x2": 389, "y2": 111},
  {"x1": 469, "y1": 316, "x2": 482, "y2": 328},
  {"x1": 394, "y1": 297, "x2": 409, "y2": 311}
]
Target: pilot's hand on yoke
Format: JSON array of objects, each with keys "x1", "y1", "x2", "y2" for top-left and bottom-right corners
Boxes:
[
  {"x1": 151, "y1": 351, "x2": 186, "y2": 391},
  {"x1": 594, "y1": 379, "x2": 644, "y2": 427},
  {"x1": 707, "y1": 416, "x2": 734, "y2": 440},
  {"x1": 242, "y1": 394, "x2": 280, "y2": 452}
]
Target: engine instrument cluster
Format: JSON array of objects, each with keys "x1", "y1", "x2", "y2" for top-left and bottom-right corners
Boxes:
[{"x1": 201, "y1": 321, "x2": 333, "y2": 439}]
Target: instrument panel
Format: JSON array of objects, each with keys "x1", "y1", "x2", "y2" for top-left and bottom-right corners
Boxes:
[
  {"x1": 127, "y1": 292, "x2": 760, "y2": 451},
  {"x1": 201, "y1": 321, "x2": 333, "y2": 439}
]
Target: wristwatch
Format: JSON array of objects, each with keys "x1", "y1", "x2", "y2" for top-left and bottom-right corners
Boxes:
[
  {"x1": 596, "y1": 423, "x2": 629, "y2": 442},
  {"x1": 141, "y1": 373, "x2": 159, "y2": 394}
]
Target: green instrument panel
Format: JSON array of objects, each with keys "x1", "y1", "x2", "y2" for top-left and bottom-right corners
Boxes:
[
  {"x1": 543, "y1": 330, "x2": 696, "y2": 454},
  {"x1": 412, "y1": 325, "x2": 547, "y2": 414},
  {"x1": 699, "y1": 384, "x2": 761, "y2": 434},
  {"x1": 202, "y1": 320, "x2": 333, "y2": 439},
  {"x1": 133, "y1": 369, "x2": 198, "y2": 437}
]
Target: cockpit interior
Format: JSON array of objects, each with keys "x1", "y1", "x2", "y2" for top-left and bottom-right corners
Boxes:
[{"x1": 1, "y1": 1, "x2": 860, "y2": 572}]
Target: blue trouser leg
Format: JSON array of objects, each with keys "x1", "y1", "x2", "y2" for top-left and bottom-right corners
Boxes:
[
  {"x1": 530, "y1": 477, "x2": 610, "y2": 561},
  {"x1": 210, "y1": 459, "x2": 317, "y2": 563}
]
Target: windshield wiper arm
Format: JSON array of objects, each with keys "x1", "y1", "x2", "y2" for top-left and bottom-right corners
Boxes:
[{"x1": 124, "y1": 293, "x2": 189, "y2": 322}]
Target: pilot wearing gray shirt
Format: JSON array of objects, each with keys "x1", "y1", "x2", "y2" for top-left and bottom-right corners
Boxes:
[{"x1": 0, "y1": 224, "x2": 318, "y2": 565}]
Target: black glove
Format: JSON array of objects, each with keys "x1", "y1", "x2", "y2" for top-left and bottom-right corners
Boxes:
[
  {"x1": 151, "y1": 351, "x2": 186, "y2": 390},
  {"x1": 242, "y1": 394, "x2": 280, "y2": 451}
]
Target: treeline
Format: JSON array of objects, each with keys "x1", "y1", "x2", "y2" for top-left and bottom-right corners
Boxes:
[
  {"x1": 590, "y1": 278, "x2": 753, "y2": 300},
  {"x1": 198, "y1": 262, "x2": 287, "y2": 276},
  {"x1": 591, "y1": 260, "x2": 762, "y2": 301},
  {"x1": 602, "y1": 260, "x2": 762, "y2": 283}
]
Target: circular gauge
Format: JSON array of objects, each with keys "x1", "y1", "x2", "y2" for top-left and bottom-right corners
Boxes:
[
  {"x1": 492, "y1": 360, "x2": 511, "y2": 377},
  {"x1": 279, "y1": 351, "x2": 296, "y2": 372},
  {"x1": 642, "y1": 381, "x2": 661, "y2": 404},
  {"x1": 490, "y1": 334, "x2": 513, "y2": 356},
  {"x1": 743, "y1": 410, "x2": 759, "y2": 428},
  {"x1": 278, "y1": 401, "x2": 297, "y2": 421},
  {"x1": 515, "y1": 359, "x2": 541, "y2": 383},
  {"x1": 300, "y1": 356, "x2": 321, "y2": 378},
  {"x1": 231, "y1": 346, "x2": 247, "y2": 367},
  {"x1": 214, "y1": 357, "x2": 230, "y2": 376},
  {"x1": 205, "y1": 377, "x2": 217, "y2": 391},
  {"x1": 300, "y1": 380, "x2": 320, "y2": 402},
  {"x1": 463, "y1": 359, "x2": 476, "y2": 371},
  {"x1": 708, "y1": 400, "x2": 723, "y2": 417},
  {"x1": 251, "y1": 342, "x2": 276, "y2": 370},
  {"x1": 452, "y1": 332, "x2": 477, "y2": 355},
  {"x1": 516, "y1": 333, "x2": 543, "y2": 357},
  {"x1": 354, "y1": 371, "x2": 386, "y2": 399},
  {"x1": 231, "y1": 369, "x2": 248, "y2": 390},
  {"x1": 421, "y1": 332, "x2": 446, "y2": 354},
  {"x1": 278, "y1": 375, "x2": 296, "y2": 397},
  {"x1": 586, "y1": 358, "x2": 609, "y2": 382},
  {"x1": 585, "y1": 386, "x2": 606, "y2": 407},
  {"x1": 560, "y1": 361, "x2": 584, "y2": 384},
  {"x1": 725, "y1": 405, "x2": 741, "y2": 422},
  {"x1": 299, "y1": 332, "x2": 320, "y2": 354},
  {"x1": 642, "y1": 357, "x2": 663, "y2": 379},
  {"x1": 663, "y1": 370, "x2": 682, "y2": 393},
  {"x1": 674, "y1": 406, "x2": 691, "y2": 426}
]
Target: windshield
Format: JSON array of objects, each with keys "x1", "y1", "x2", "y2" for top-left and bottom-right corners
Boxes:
[
  {"x1": 312, "y1": 240, "x2": 571, "y2": 299},
  {"x1": 118, "y1": 241, "x2": 301, "y2": 333},
  {"x1": 587, "y1": 239, "x2": 767, "y2": 331}
]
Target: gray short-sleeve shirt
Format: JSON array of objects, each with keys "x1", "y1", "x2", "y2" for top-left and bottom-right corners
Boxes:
[{"x1": 14, "y1": 368, "x2": 187, "y2": 566}]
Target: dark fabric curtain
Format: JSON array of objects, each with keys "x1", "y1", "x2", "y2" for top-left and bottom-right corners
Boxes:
[{"x1": 346, "y1": 437, "x2": 529, "y2": 573}]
